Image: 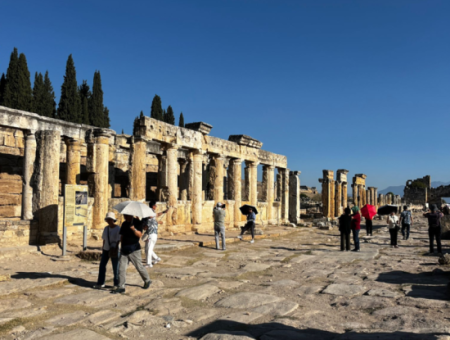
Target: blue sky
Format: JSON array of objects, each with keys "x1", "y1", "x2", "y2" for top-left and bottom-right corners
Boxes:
[{"x1": 1, "y1": 0, "x2": 449, "y2": 190}]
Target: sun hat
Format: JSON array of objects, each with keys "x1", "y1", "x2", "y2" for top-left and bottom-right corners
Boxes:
[
  {"x1": 105, "y1": 212, "x2": 117, "y2": 222},
  {"x1": 216, "y1": 202, "x2": 224, "y2": 208}
]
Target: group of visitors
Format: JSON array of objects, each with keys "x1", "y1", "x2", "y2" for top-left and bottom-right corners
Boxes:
[{"x1": 338, "y1": 203, "x2": 444, "y2": 255}]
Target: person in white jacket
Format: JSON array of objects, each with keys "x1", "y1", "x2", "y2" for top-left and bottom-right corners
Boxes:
[
  {"x1": 386, "y1": 211, "x2": 400, "y2": 248},
  {"x1": 143, "y1": 201, "x2": 168, "y2": 268}
]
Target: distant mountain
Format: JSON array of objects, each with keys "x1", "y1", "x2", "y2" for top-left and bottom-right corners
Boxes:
[{"x1": 378, "y1": 181, "x2": 450, "y2": 196}]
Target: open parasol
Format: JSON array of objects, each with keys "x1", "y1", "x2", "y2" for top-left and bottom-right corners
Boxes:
[
  {"x1": 361, "y1": 204, "x2": 377, "y2": 220},
  {"x1": 113, "y1": 201, "x2": 156, "y2": 218},
  {"x1": 239, "y1": 204, "x2": 258, "y2": 215}
]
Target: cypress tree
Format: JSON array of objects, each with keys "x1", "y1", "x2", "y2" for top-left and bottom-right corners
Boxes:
[
  {"x1": 3, "y1": 48, "x2": 19, "y2": 109},
  {"x1": 32, "y1": 72, "x2": 44, "y2": 114},
  {"x1": 0, "y1": 73, "x2": 7, "y2": 105},
  {"x1": 79, "y1": 80, "x2": 91, "y2": 125},
  {"x1": 150, "y1": 95, "x2": 163, "y2": 121},
  {"x1": 179, "y1": 112, "x2": 185, "y2": 127},
  {"x1": 90, "y1": 71, "x2": 104, "y2": 127},
  {"x1": 17, "y1": 53, "x2": 32, "y2": 111},
  {"x1": 57, "y1": 55, "x2": 81, "y2": 123},
  {"x1": 165, "y1": 105, "x2": 175, "y2": 125},
  {"x1": 162, "y1": 109, "x2": 167, "y2": 122},
  {"x1": 103, "y1": 106, "x2": 110, "y2": 128},
  {"x1": 42, "y1": 71, "x2": 56, "y2": 118},
  {"x1": 121, "y1": 129, "x2": 124, "y2": 134}
]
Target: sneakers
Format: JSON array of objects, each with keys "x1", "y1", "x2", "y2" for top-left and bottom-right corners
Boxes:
[
  {"x1": 154, "y1": 258, "x2": 161, "y2": 264},
  {"x1": 144, "y1": 264, "x2": 152, "y2": 268},
  {"x1": 113, "y1": 287, "x2": 125, "y2": 294},
  {"x1": 93, "y1": 284, "x2": 105, "y2": 289},
  {"x1": 250, "y1": 240, "x2": 254, "y2": 244},
  {"x1": 143, "y1": 281, "x2": 152, "y2": 289},
  {"x1": 237, "y1": 235, "x2": 242, "y2": 240}
]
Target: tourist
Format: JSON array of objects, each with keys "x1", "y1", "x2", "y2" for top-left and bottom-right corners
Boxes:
[
  {"x1": 113, "y1": 214, "x2": 151, "y2": 294},
  {"x1": 365, "y1": 216, "x2": 373, "y2": 236},
  {"x1": 93, "y1": 212, "x2": 120, "y2": 289},
  {"x1": 387, "y1": 211, "x2": 400, "y2": 248},
  {"x1": 399, "y1": 205, "x2": 413, "y2": 240},
  {"x1": 423, "y1": 204, "x2": 444, "y2": 254},
  {"x1": 213, "y1": 202, "x2": 226, "y2": 250},
  {"x1": 350, "y1": 206, "x2": 361, "y2": 252},
  {"x1": 143, "y1": 201, "x2": 168, "y2": 268},
  {"x1": 339, "y1": 207, "x2": 352, "y2": 251},
  {"x1": 238, "y1": 208, "x2": 256, "y2": 244}
]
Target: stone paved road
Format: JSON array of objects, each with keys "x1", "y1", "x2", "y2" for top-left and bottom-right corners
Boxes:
[{"x1": 1, "y1": 214, "x2": 450, "y2": 339}]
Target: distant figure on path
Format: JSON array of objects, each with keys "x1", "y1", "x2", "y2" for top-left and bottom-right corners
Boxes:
[
  {"x1": 94, "y1": 212, "x2": 120, "y2": 289},
  {"x1": 351, "y1": 206, "x2": 361, "y2": 252},
  {"x1": 238, "y1": 208, "x2": 256, "y2": 244},
  {"x1": 213, "y1": 202, "x2": 226, "y2": 250},
  {"x1": 143, "y1": 201, "x2": 168, "y2": 268},
  {"x1": 365, "y1": 216, "x2": 373, "y2": 236},
  {"x1": 114, "y1": 214, "x2": 151, "y2": 294},
  {"x1": 339, "y1": 207, "x2": 352, "y2": 251},
  {"x1": 399, "y1": 206, "x2": 413, "y2": 240},
  {"x1": 423, "y1": 204, "x2": 444, "y2": 254},
  {"x1": 387, "y1": 211, "x2": 400, "y2": 248}
]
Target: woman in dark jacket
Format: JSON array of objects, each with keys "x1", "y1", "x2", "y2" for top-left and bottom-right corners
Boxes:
[{"x1": 339, "y1": 207, "x2": 352, "y2": 251}]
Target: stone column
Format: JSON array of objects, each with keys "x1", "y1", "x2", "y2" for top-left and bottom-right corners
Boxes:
[
  {"x1": 319, "y1": 170, "x2": 335, "y2": 218},
  {"x1": 32, "y1": 130, "x2": 61, "y2": 238},
  {"x1": 65, "y1": 138, "x2": 81, "y2": 185},
  {"x1": 366, "y1": 190, "x2": 371, "y2": 206},
  {"x1": 179, "y1": 159, "x2": 188, "y2": 201},
  {"x1": 192, "y1": 150, "x2": 203, "y2": 225},
  {"x1": 22, "y1": 132, "x2": 36, "y2": 220},
  {"x1": 157, "y1": 155, "x2": 167, "y2": 201},
  {"x1": 231, "y1": 159, "x2": 242, "y2": 227},
  {"x1": 166, "y1": 145, "x2": 179, "y2": 208},
  {"x1": 246, "y1": 161, "x2": 258, "y2": 206},
  {"x1": 213, "y1": 155, "x2": 225, "y2": 204},
  {"x1": 129, "y1": 136, "x2": 147, "y2": 201},
  {"x1": 352, "y1": 184, "x2": 358, "y2": 208},
  {"x1": 342, "y1": 182, "x2": 348, "y2": 209},
  {"x1": 280, "y1": 168, "x2": 289, "y2": 223},
  {"x1": 335, "y1": 181, "x2": 342, "y2": 217},
  {"x1": 92, "y1": 130, "x2": 111, "y2": 230},
  {"x1": 263, "y1": 165, "x2": 275, "y2": 221},
  {"x1": 373, "y1": 188, "x2": 378, "y2": 207},
  {"x1": 289, "y1": 171, "x2": 301, "y2": 224}
]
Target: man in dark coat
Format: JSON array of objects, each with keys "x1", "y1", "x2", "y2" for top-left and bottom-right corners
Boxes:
[{"x1": 339, "y1": 207, "x2": 352, "y2": 251}]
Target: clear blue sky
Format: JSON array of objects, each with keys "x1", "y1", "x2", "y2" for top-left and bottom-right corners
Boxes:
[{"x1": 1, "y1": 0, "x2": 449, "y2": 190}]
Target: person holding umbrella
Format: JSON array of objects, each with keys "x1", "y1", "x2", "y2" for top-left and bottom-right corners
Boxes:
[
  {"x1": 361, "y1": 204, "x2": 377, "y2": 237},
  {"x1": 339, "y1": 207, "x2": 352, "y2": 251},
  {"x1": 351, "y1": 206, "x2": 361, "y2": 252},
  {"x1": 423, "y1": 204, "x2": 444, "y2": 254},
  {"x1": 238, "y1": 205, "x2": 257, "y2": 244},
  {"x1": 386, "y1": 210, "x2": 400, "y2": 248}
]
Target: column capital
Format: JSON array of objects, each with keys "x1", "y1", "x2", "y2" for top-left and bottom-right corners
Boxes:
[
  {"x1": 245, "y1": 160, "x2": 259, "y2": 168},
  {"x1": 263, "y1": 164, "x2": 276, "y2": 170},
  {"x1": 231, "y1": 158, "x2": 243, "y2": 166},
  {"x1": 94, "y1": 128, "x2": 114, "y2": 138}
]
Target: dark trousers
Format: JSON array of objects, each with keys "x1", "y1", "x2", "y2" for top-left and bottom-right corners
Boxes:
[
  {"x1": 366, "y1": 220, "x2": 373, "y2": 236},
  {"x1": 240, "y1": 222, "x2": 255, "y2": 239},
  {"x1": 352, "y1": 229, "x2": 360, "y2": 250},
  {"x1": 340, "y1": 232, "x2": 350, "y2": 251},
  {"x1": 389, "y1": 228, "x2": 398, "y2": 246},
  {"x1": 401, "y1": 223, "x2": 410, "y2": 240},
  {"x1": 97, "y1": 250, "x2": 119, "y2": 286},
  {"x1": 429, "y1": 227, "x2": 442, "y2": 253}
]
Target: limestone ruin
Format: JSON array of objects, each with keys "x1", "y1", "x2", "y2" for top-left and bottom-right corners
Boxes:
[
  {"x1": 0, "y1": 106, "x2": 300, "y2": 246},
  {"x1": 404, "y1": 175, "x2": 450, "y2": 206}
]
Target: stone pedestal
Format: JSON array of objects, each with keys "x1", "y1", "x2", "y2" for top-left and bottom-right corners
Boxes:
[
  {"x1": 66, "y1": 138, "x2": 81, "y2": 185},
  {"x1": 289, "y1": 171, "x2": 300, "y2": 224},
  {"x1": 192, "y1": 151, "x2": 203, "y2": 225},
  {"x1": 22, "y1": 132, "x2": 36, "y2": 220},
  {"x1": 92, "y1": 131, "x2": 110, "y2": 230},
  {"x1": 32, "y1": 130, "x2": 61, "y2": 239},
  {"x1": 129, "y1": 137, "x2": 147, "y2": 201}
]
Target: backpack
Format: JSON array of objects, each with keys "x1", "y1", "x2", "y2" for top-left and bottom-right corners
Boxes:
[
  {"x1": 427, "y1": 213, "x2": 441, "y2": 228},
  {"x1": 402, "y1": 211, "x2": 411, "y2": 224}
]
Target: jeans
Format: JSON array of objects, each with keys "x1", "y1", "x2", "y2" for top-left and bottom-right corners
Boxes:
[
  {"x1": 240, "y1": 222, "x2": 255, "y2": 239},
  {"x1": 145, "y1": 234, "x2": 159, "y2": 265},
  {"x1": 118, "y1": 248, "x2": 150, "y2": 289},
  {"x1": 352, "y1": 229, "x2": 360, "y2": 250},
  {"x1": 401, "y1": 223, "x2": 410, "y2": 240},
  {"x1": 366, "y1": 219, "x2": 373, "y2": 236},
  {"x1": 389, "y1": 228, "x2": 398, "y2": 246},
  {"x1": 429, "y1": 227, "x2": 442, "y2": 253},
  {"x1": 215, "y1": 226, "x2": 226, "y2": 250},
  {"x1": 340, "y1": 232, "x2": 350, "y2": 251},
  {"x1": 97, "y1": 250, "x2": 119, "y2": 286}
]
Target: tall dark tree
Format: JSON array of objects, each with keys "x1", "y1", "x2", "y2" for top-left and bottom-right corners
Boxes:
[
  {"x1": 165, "y1": 105, "x2": 175, "y2": 125},
  {"x1": 78, "y1": 80, "x2": 91, "y2": 125},
  {"x1": 42, "y1": 71, "x2": 56, "y2": 118},
  {"x1": 179, "y1": 112, "x2": 185, "y2": 127},
  {"x1": 32, "y1": 72, "x2": 44, "y2": 114},
  {"x1": 103, "y1": 106, "x2": 110, "y2": 128},
  {"x1": 0, "y1": 73, "x2": 6, "y2": 105},
  {"x1": 150, "y1": 95, "x2": 163, "y2": 121},
  {"x1": 3, "y1": 48, "x2": 19, "y2": 109},
  {"x1": 57, "y1": 55, "x2": 81, "y2": 122},
  {"x1": 17, "y1": 53, "x2": 32, "y2": 111},
  {"x1": 90, "y1": 71, "x2": 104, "y2": 127}
]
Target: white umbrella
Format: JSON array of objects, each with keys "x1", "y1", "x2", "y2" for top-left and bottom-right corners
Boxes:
[{"x1": 113, "y1": 201, "x2": 156, "y2": 218}]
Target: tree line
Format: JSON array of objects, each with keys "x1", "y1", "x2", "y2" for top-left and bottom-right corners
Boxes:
[
  {"x1": 0, "y1": 48, "x2": 110, "y2": 128},
  {"x1": 149, "y1": 94, "x2": 185, "y2": 128}
]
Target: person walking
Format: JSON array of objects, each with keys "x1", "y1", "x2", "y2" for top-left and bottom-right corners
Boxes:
[
  {"x1": 387, "y1": 211, "x2": 400, "y2": 248},
  {"x1": 94, "y1": 212, "x2": 121, "y2": 289},
  {"x1": 351, "y1": 206, "x2": 361, "y2": 252},
  {"x1": 143, "y1": 201, "x2": 168, "y2": 268},
  {"x1": 365, "y1": 216, "x2": 373, "y2": 236},
  {"x1": 399, "y1": 206, "x2": 413, "y2": 240},
  {"x1": 423, "y1": 204, "x2": 444, "y2": 254},
  {"x1": 238, "y1": 208, "x2": 256, "y2": 244},
  {"x1": 213, "y1": 202, "x2": 226, "y2": 250},
  {"x1": 339, "y1": 207, "x2": 352, "y2": 251},
  {"x1": 114, "y1": 214, "x2": 151, "y2": 294}
]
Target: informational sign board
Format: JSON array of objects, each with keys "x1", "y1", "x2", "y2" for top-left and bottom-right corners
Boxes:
[{"x1": 64, "y1": 185, "x2": 88, "y2": 227}]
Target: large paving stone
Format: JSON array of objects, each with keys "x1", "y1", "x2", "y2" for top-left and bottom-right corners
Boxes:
[
  {"x1": 215, "y1": 292, "x2": 283, "y2": 309},
  {"x1": 342, "y1": 296, "x2": 395, "y2": 310},
  {"x1": 0, "y1": 307, "x2": 47, "y2": 319},
  {"x1": 267, "y1": 279, "x2": 300, "y2": 288},
  {"x1": 33, "y1": 289, "x2": 75, "y2": 299},
  {"x1": 240, "y1": 263, "x2": 271, "y2": 272},
  {"x1": 186, "y1": 308, "x2": 219, "y2": 322},
  {"x1": 296, "y1": 285, "x2": 324, "y2": 295},
  {"x1": 261, "y1": 330, "x2": 328, "y2": 340},
  {"x1": 200, "y1": 331, "x2": 256, "y2": 340},
  {"x1": 43, "y1": 328, "x2": 111, "y2": 340},
  {"x1": 86, "y1": 310, "x2": 121, "y2": 326},
  {"x1": 162, "y1": 256, "x2": 198, "y2": 266},
  {"x1": 251, "y1": 300, "x2": 299, "y2": 316},
  {"x1": 373, "y1": 306, "x2": 421, "y2": 316},
  {"x1": 0, "y1": 299, "x2": 31, "y2": 313},
  {"x1": 176, "y1": 283, "x2": 220, "y2": 300},
  {"x1": 219, "y1": 311, "x2": 264, "y2": 324},
  {"x1": 145, "y1": 298, "x2": 183, "y2": 316},
  {"x1": 366, "y1": 288, "x2": 401, "y2": 298},
  {"x1": 45, "y1": 311, "x2": 88, "y2": 327},
  {"x1": 0, "y1": 277, "x2": 68, "y2": 296},
  {"x1": 322, "y1": 284, "x2": 367, "y2": 297},
  {"x1": 54, "y1": 290, "x2": 113, "y2": 306}
]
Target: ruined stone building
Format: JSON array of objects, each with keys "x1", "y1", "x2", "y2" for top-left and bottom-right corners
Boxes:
[
  {"x1": 404, "y1": 175, "x2": 450, "y2": 206},
  {"x1": 0, "y1": 106, "x2": 300, "y2": 246}
]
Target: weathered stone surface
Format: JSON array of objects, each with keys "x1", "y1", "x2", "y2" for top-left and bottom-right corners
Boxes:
[
  {"x1": 176, "y1": 284, "x2": 220, "y2": 300},
  {"x1": 251, "y1": 300, "x2": 299, "y2": 316},
  {"x1": 322, "y1": 284, "x2": 367, "y2": 297},
  {"x1": 46, "y1": 311, "x2": 88, "y2": 327},
  {"x1": 216, "y1": 292, "x2": 283, "y2": 309},
  {"x1": 240, "y1": 263, "x2": 271, "y2": 273},
  {"x1": 200, "y1": 331, "x2": 255, "y2": 340},
  {"x1": 0, "y1": 299, "x2": 31, "y2": 313},
  {"x1": 145, "y1": 298, "x2": 183, "y2": 316},
  {"x1": 33, "y1": 289, "x2": 74, "y2": 299},
  {"x1": 296, "y1": 285, "x2": 324, "y2": 295},
  {"x1": 365, "y1": 288, "x2": 400, "y2": 298},
  {"x1": 267, "y1": 279, "x2": 300, "y2": 288},
  {"x1": 219, "y1": 311, "x2": 264, "y2": 324},
  {"x1": 86, "y1": 310, "x2": 121, "y2": 326},
  {"x1": 44, "y1": 328, "x2": 112, "y2": 340},
  {"x1": 54, "y1": 291, "x2": 113, "y2": 306}
]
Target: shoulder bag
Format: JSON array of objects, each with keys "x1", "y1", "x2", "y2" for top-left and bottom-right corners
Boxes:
[{"x1": 107, "y1": 227, "x2": 119, "y2": 258}]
